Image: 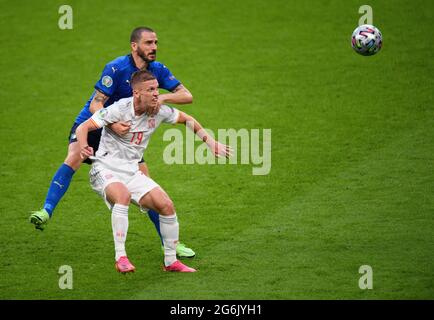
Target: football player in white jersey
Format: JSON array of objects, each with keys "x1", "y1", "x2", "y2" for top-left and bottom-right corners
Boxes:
[{"x1": 76, "y1": 70, "x2": 232, "y2": 273}]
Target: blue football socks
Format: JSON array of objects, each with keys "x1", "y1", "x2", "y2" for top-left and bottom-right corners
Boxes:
[
  {"x1": 147, "y1": 209, "x2": 163, "y2": 244},
  {"x1": 43, "y1": 163, "x2": 75, "y2": 217}
]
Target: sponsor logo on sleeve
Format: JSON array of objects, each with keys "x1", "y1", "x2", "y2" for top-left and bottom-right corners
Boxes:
[{"x1": 97, "y1": 108, "x2": 108, "y2": 120}]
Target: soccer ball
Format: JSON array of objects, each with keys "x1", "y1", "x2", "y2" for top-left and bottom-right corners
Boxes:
[{"x1": 351, "y1": 24, "x2": 382, "y2": 56}]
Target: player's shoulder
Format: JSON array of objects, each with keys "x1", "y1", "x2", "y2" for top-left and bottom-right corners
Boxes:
[
  {"x1": 158, "y1": 104, "x2": 177, "y2": 117},
  {"x1": 104, "y1": 54, "x2": 133, "y2": 72},
  {"x1": 148, "y1": 61, "x2": 170, "y2": 71},
  {"x1": 107, "y1": 97, "x2": 133, "y2": 112},
  {"x1": 115, "y1": 97, "x2": 133, "y2": 108}
]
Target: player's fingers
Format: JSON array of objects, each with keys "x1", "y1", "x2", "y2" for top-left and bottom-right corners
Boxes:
[
  {"x1": 82, "y1": 148, "x2": 92, "y2": 157},
  {"x1": 122, "y1": 123, "x2": 131, "y2": 132},
  {"x1": 214, "y1": 149, "x2": 223, "y2": 158},
  {"x1": 220, "y1": 150, "x2": 230, "y2": 158},
  {"x1": 220, "y1": 145, "x2": 231, "y2": 155}
]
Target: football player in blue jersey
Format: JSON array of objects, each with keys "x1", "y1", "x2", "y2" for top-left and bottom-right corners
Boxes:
[{"x1": 30, "y1": 27, "x2": 196, "y2": 258}]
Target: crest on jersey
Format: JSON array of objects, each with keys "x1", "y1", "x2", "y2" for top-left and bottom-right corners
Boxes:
[
  {"x1": 148, "y1": 118, "x2": 156, "y2": 128},
  {"x1": 102, "y1": 75, "x2": 113, "y2": 88}
]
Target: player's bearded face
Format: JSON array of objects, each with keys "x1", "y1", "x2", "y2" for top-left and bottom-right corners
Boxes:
[
  {"x1": 137, "y1": 46, "x2": 156, "y2": 62},
  {"x1": 136, "y1": 32, "x2": 158, "y2": 62}
]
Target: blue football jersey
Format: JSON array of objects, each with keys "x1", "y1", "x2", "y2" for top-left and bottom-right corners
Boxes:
[{"x1": 74, "y1": 54, "x2": 181, "y2": 124}]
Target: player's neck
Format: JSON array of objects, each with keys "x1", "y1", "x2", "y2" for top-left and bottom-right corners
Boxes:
[
  {"x1": 133, "y1": 98, "x2": 145, "y2": 116},
  {"x1": 131, "y1": 52, "x2": 148, "y2": 70},
  {"x1": 133, "y1": 105, "x2": 145, "y2": 116}
]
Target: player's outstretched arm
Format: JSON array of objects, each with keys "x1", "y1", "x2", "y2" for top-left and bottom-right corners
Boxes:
[
  {"x1": 176, "y1": 111, "x2": 233, "y2": 158},
  {"x1": 76, "y1": 119, "x2": 100, "y2": 159},
  {"x1": 159, "y1": 84, "x2": 193, "y2": 105}
]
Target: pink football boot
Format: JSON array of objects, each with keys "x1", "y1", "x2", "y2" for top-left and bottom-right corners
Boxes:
[
  {"x1": 115, "y1": 256, "x2": 136, "y2": 273},
  {"x1": 164, "y1": 260, "x2": 196, "y2": 273}
]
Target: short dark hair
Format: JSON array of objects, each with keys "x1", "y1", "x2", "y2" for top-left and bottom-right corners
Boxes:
[
  {"x1": 130, "y1": 69, "x2": 156, "y2": 88},
  {"x1": 130, "y1": 26, "x2": 155, "y2": 43}
]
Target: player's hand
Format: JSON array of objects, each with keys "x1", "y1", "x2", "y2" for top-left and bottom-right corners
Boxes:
[
  {"x1": 80, "y1": 145, "x2": 94, "y2": 159},
  {"x1": 208, "y1": 140, "x2": 233, "y2": 158},
  {"x1": 109, "y1": 121, "x2": 131, "y2": 135}
]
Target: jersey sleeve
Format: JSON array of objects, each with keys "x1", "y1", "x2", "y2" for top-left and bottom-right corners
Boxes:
[
  {"x1": 159, "y1": 105, "x2": 180, "y2": 124},
  {"x1": 90, "y1": 102, "x2": 122, "y2": 128},
  {"x1": 157, "y1": 64, "x2": 181, "y2": 92},
  {"x1": 94, "y1": 63, "x2": 120, "y2": 97}
]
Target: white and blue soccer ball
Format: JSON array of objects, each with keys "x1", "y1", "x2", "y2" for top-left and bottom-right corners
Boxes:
[{"x1": 351, "y1": 24, "x2": 382, "y2": 56}]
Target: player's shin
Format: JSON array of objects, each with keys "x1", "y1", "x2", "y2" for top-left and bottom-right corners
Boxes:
[
  {"x1": 112, "y1": 204, "x2": 129, "y2": 261},
  {"x1": 147, "y1": 209, "x2": 163, "y2": 244},
  {"x1": 159, "y1": 214, "x2": 179, "y2": 266},
  {"x1": 43, "y1": 163, "x2": 75, "y2": 216}
]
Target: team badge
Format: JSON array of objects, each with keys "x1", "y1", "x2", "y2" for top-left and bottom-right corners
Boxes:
[
  {"x1": 102, "y1": 75, "x2": 113, "y2": 88},
  {"x1": 148, "y1": 118, "x2": 156, "y2": 128}
]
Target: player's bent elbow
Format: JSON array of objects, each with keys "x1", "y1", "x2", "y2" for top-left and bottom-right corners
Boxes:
[
  {"x1": 186, "y1": 92, "x2": 193, "y2": 104},
  {"x1": 179, "y1": 90, "x2": 192, "y2": 104}
]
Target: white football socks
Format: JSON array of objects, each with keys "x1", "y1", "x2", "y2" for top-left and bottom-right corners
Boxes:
[
  {"x1": 159, "y1": 214, "x2": 179, "y2": 266},
  {"x1": 112, "y1": 204, "x2": 129, "y2": 261}
]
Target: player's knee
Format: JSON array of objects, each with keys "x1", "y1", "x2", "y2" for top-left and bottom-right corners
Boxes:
[
  {"x1": 158, "y1": 198, "x2": 175, "y2": 215},
  {"x1": 116, "y1": 192, "x2": 131, "y2": 206}
]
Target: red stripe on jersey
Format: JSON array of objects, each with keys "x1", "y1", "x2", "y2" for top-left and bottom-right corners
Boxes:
[{"x1": 90, "y1": 118, "x2": 101, "y2": 129}]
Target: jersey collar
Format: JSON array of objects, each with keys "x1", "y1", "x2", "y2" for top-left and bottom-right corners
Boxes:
[
  {"x1": 128, "y1": 54, "x2": 139, "y2": 71},
  {"x1": 128, "y1": 54, "x2": 154, "y2": 71}
]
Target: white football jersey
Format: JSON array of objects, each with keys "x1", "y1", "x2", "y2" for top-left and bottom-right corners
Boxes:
[{"x1": 89, "y1": 97, "x2": 179, "y2": 174}]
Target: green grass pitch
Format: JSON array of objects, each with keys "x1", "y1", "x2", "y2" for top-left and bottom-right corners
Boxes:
[{"x1": 0, "y1": 0, "x2": 433, "y2": 299}]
